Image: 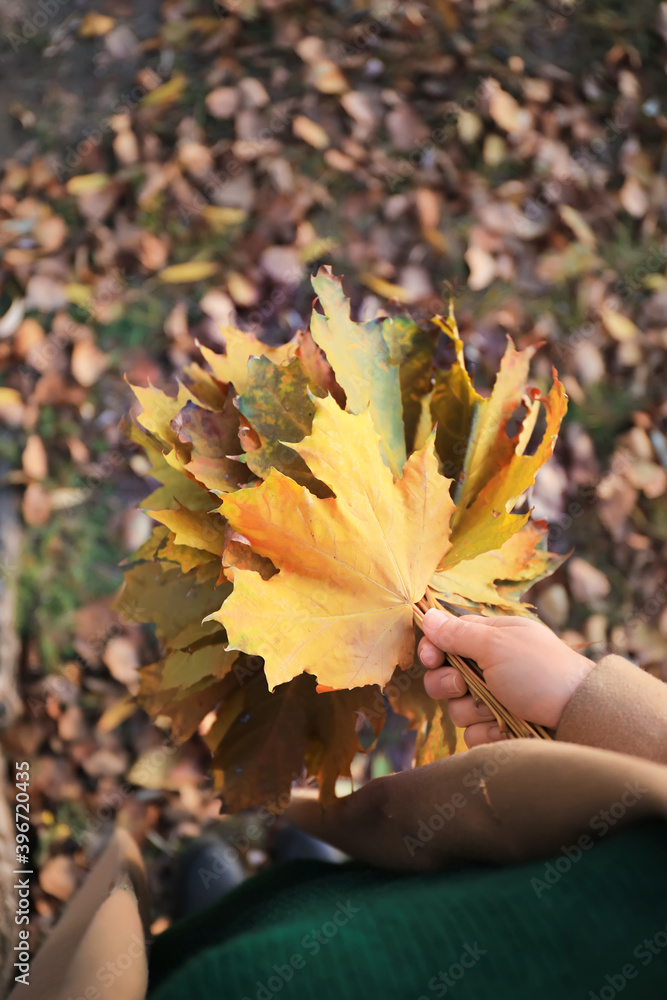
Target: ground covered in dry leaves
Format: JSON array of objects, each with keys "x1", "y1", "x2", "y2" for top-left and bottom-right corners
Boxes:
[{"x1": 0, "y1": 0, "x2": 666, "y2": 944}]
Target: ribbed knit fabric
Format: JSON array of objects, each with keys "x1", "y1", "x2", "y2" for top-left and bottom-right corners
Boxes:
[{"x1": 149, "y1": 820, "x2": 667, "y2": 1000}]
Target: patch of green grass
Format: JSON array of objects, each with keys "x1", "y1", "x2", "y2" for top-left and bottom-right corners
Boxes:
[
  {"x1": 97, "y1": 297, "x2": 168, "y2": 353},
  {"x1": 36, "y1": 405, "x2": 77, "y2": 443},
  {"x1": 566, "y1": 384, "x2": 636, "y2": 462},
  {"x1": 0, "y1": 432, "x2": 21, "y2": 468},
  {"x1": 18, "y1": 484, "x2": 125, "y2": 669},
  {"x1": 600, "y1": 224, "x2": 662, "y2": 278},
  {"x1": 135, "y1": 201, "x2": 167, "y2": 235}
]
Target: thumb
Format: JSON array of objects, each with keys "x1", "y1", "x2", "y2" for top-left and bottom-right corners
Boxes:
[{"x1": 421, "y1": 609, "x2": 492, "y2": 663}]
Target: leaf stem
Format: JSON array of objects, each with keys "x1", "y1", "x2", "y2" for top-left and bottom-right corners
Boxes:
[{"x1": 412, "y1": 590, "x2": 553, "y2": 742}]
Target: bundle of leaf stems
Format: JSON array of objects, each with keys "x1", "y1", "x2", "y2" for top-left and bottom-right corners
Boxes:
[{"x1": 413, "y1": 589, "x2": 553, "y2": 741}]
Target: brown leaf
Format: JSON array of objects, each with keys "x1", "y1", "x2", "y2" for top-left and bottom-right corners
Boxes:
[
  {"x1": 178, "y1": 141, "x2": 214, "y2": 177},
  {"x1": 620, "y1": 176, "x2": 649, "y2": 218},
  {"x1": 210, "y1": 670, "x2": 381, "y2": 809},
  {"x1": 139, "y1": 231, "x2": 170, "y2": 271},
  {"x1": 22, "y1": 434, "x2": 48, "y2": 480},
  {"x1": 386, "y1": 103, "x2": 429, "y2": 150},
  {"x1": 22, "y1": 482, "x2": 51, "y2": 525},
  {"x1": 113, "y1": 128, "x2": 140, "y2": 166},
  {"x1": 205, "y1": 87, "x2": 240, "y2": 119},
  {"x1": 103, "y1": 636, "x2": 141, "y2": 690},
  {"x1": 78, "y1": 13, "x2": 115, "y2": 37},
  {"x1": 14, "y1": 318, "x2": 45, "y2": 359},
  {"x1": 292, "y1": 115, "x2": 330, "y2": 150},
  {"x1": 567, "y1": 557, "x2": 611, "y2": 604},
  {"x1": 34, "y1": 215, "x2": 67, "y2": 253},
  {"x1": 172, "y1": 396, "x2": 251, "y2": 493},
  {"x1": 71, "y1": 339, "x2": 108, "y2": 387},
  {"x1": 238, "y1": 78, "x2": 270, "y2": 108},
  {"x1": 311, "y1": 60, "x2": 348, "y2": 95},
  {"x1": 25, "y1": 275, "x2": 68, "y2": 312},
  {"x1": 260, "y1": 245, "x2": 303, "y2": 283},
  {"x1": 465, "y1": 246, "x2": 496, "y2": 290},
  {"x1": 222, "y1": 526, "x2": 277, "y2": 582},
  {"x1": 487, "y1": 80, "x2": 532, "y2": 135}
]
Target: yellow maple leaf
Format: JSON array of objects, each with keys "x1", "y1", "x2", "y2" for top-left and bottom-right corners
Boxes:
[
  {"x1": 430, "y1": 520, "x2": 567, "y2": 613},
  {"x1": 452, "y1": 336, "x2": 536, "y2": 514},
  {"x1": 199, "y1": 331, "x2": 296, "y2": 394},
  {"x1": 149, "y1": 508, "x2": 226, "y2": 556},
  {"x1": 209, "y1": 395, "x2": 456, "y2": 691},
  {"x1": 130, "y1": 380, "x2": 199, "y2": 447},
  {"x1": 441, "y1": 374, "x2": 567, "y2": 568}
]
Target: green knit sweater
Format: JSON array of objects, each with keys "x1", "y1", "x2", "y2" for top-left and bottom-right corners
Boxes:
[{"x1": 149, "y1": 820, "x2": 667, "y2": 1000}]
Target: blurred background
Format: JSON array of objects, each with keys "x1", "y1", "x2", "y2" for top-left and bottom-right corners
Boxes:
[{"x1": 0, "y1": 0, "x2": 666, "y2": 951}]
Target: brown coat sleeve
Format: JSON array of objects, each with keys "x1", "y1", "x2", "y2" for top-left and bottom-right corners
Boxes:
[
  {"x1": 556, "y1": 653, "x2": 667, "y2": 765},
  {"x1": 287, "y1": 739, "x2": 667, "y2": 871}
]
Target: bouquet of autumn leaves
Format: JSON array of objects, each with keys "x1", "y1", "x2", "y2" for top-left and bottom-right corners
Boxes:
[{"x1": 120, "y1": 267, "x2": 567, "y2": 810}]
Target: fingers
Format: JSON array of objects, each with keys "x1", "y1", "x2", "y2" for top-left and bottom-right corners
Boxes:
[
  {"x1": 447, "y1": 694, "x2": 495, "y2": 728},
  {"x1": 417, "y1": 635, "x2": 445, "y2": 669},
  {"x1": 462, "y1": 721, "x2": 505, "y2": 748},
  {"x1": 423, "y1": 666, "x2": 468, "y2": 700},
  {"x1": 421, "y1": 608, "x2": 494, "y2": 662}
]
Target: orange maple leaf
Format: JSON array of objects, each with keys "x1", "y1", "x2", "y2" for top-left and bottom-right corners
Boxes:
[{"x1": 209, "y1": 394, "x2": 456, "y2": 691}]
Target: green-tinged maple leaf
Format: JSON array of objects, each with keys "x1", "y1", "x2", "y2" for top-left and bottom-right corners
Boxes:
[
  {"x1": 236, "y1": 356, "x2": 331, "y2": 497},
  {"x1": 310, "y1": 267, "x2": 408, "y2": 476},
  {"x1": 395, "y1": 322, "x2": 438, "y2": 454},
  {"x1": 129, "y1": 424, "x2": 215, "y2": 511},
  {"x1": 162, "y1": 637, "x2": 237, "y2": 688},
  {"x1": 429, "y1": 311, "x2": 483, "y2": 483},
  {"x1": 125, "y1": 524, "x2": 169, "y2": 563},
  {"x1": 120, "y1": 561, "x2": 236, "y2": 737},
  {"x1": 118, "y1": 560, "x2": 222, "y2": 649}
]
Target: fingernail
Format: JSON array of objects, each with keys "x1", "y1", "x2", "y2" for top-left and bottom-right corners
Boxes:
[
  {"x1": 488, "y1": 724, "x2": 500, "y2": 739},
  {"x1": 423, "y1": 608, "x2": 446, "y2": 629},
  {"x1": 438, "y1": 674, "x2": 461, "y2": 698},
  {"x1": 419, "y1": 645, "x2": 438, "y2": 667}
]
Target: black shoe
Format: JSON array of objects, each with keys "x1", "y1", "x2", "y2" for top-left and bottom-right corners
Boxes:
[
  {"x1": 269, "y1": 824, "x2": 346, "y2": 865},
  {"x1": 172, "y1": 835, "x2": 245, "y2": 919}
]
